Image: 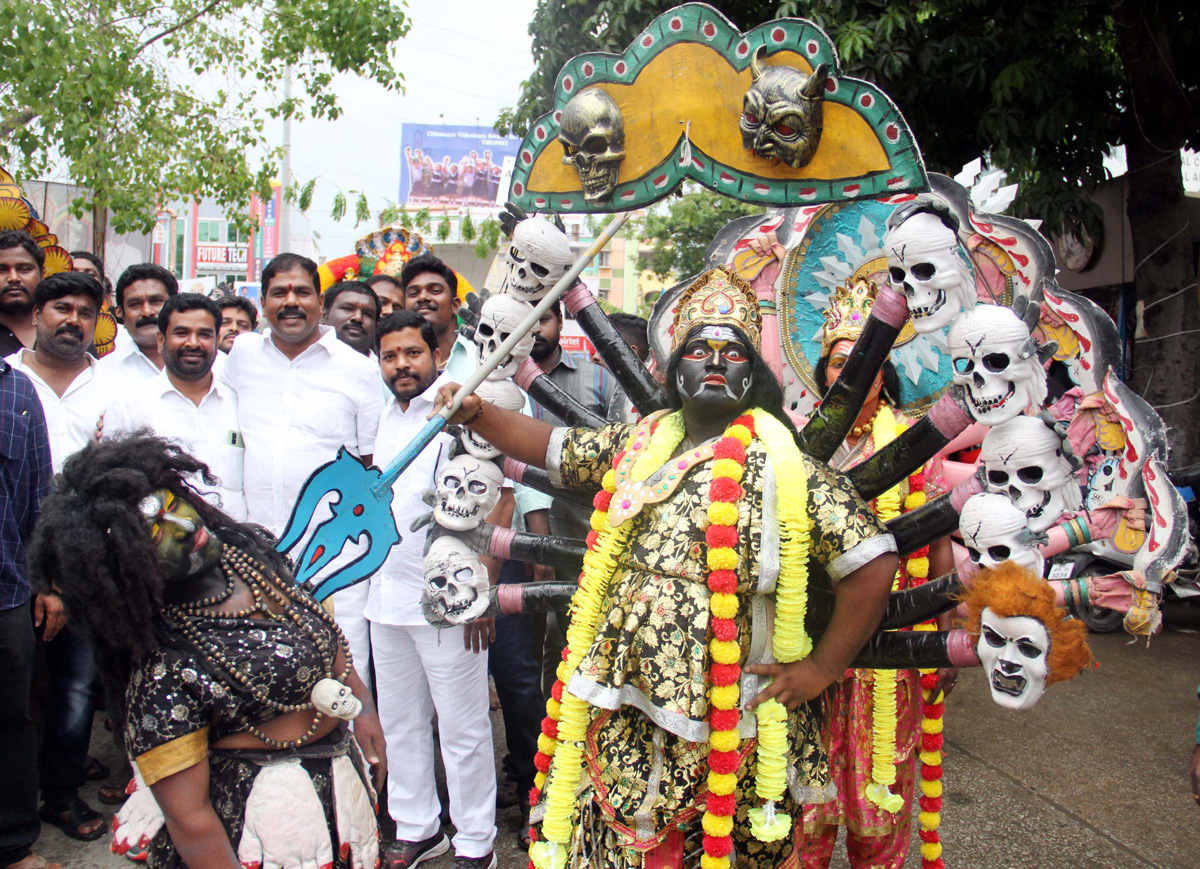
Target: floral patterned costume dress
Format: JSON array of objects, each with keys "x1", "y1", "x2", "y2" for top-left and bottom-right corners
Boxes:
[{"x1": 537, "y1": 417, "x2": 896, "y2": 869}]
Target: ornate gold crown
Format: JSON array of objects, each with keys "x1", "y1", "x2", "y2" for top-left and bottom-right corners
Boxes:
[
  {"x1": 672, "y1": 266, "x2": 762, "y2": 352},
  {"x1": 821, "y1": 277, "x2": 877, "y2": 356}
]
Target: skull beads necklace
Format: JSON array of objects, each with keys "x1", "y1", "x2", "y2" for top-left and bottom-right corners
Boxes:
[{"x1": 165, "y1": 545, "x2": 356, "y2": 748}]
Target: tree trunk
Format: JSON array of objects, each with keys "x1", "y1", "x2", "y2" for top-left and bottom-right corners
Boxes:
[
  {"x1": 92, "y1": 199, "x2": 107, "y2": 263},
  {"x1": 1111, "y1": 0, "x2": 1200, "y2": 467}
]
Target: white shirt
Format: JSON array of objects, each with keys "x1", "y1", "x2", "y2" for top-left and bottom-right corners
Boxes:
[
  {"x1": 366, "y1": 374, "x2": 455, "y2": 626},
  {"x1": 97, "y1": 337, "x2": 163, "y2": 393},
  {"x1": 103, "y1": 370, "x2": 247, "y2": 520},
  {"x1": 219, "y1": 326, "x2": 384, "y2": 535},
  {"x1": 6, "y1": 350, "x2": 111, "y2": 473}
]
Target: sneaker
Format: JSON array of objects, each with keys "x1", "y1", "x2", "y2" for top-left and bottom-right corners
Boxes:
[
  {"x1": 451, "y1": 853, "x2": 497, "y2": 869},
  {"x1": 386, "y1": 832, "x2": 450, "y2": 868}
]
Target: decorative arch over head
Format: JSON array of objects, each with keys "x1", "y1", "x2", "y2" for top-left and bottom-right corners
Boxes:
[{"x1": 508, "y1": 3, "x2": 928, "y2": 212}]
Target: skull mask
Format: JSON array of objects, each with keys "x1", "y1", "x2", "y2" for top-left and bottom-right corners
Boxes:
[
  {"x1": 501, "y1": 217, "x2": 574, "y2": 303},
  {"x1": 959, "y1": 493, "x2": 1045, "y2": 575},
  {"x1": 422, "y1": 536, "x2": 489, "y2": 626},
  {"x1": 884, "y1": 211, "x2": 976, "y2": 333},
  {"x1": 310, "y1": 677, "x2": 361, "y2": 720},
  {"x1": 976, "y1": 609, "x2": 1051, "y2": 711},
  {"x1": 460, "y1": 379, "x2": 525, "y2": 459},
  {"x1": 980, "y1": 416, "x2": 1083, "y2": 532},
  {"x1": 433, "y1": 455, "x2": 504, "y2": 531},
  {"x1": 739, "y1": 47, "x2": 828, "y2": 169},
  {"x1": 474, "y1": 295, "x2": 536, "y2": 379},
  {"x1": 1086, "y1": 457, "x2": 1121, "y2": 511},
  {"x1": 559, "y1": 88, "x2": 625, "y2": 204},
  {"x1": 949, "y1": 305, "x2": 1048, "y2": 425}
]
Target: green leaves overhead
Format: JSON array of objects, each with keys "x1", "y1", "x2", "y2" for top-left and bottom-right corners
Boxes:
[{"x1": 0, "y1": 0, "x2": 409, "y2": 236}]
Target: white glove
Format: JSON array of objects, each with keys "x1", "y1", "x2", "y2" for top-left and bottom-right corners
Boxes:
[
  {"x1": 111, "y1": 762, "x2": 163, "y2": 862},
  {"x1": 237, "y1": 760, "x2": 333, "y2": 869},
  {"x1": 332, "y1": 754, "x2": 380, "y2": 869}
]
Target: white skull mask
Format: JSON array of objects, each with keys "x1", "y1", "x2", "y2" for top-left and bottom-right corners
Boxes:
[
  {"x1": 310, "y1": 677, "x2": 361, "y2": 720},
  {"x1": 884, "y1": 211, "x2": 976, "y2": 333},
  {"x1": 501, "y1": 217, "x2": 573, "y2": 303},
  {"x1": 959, "y1": 493, "x2": 1045, "y2": 575},
  {"x1": 976, "y1": 609, "x2": 1051, "y2": 711},
  {"x1": 949, "y1": 305, "x2": 1048, "y2": 425},
  {"x1": 474, "y1": 295, "x2": 536, "y2": 380},
  {"x1": 422, "y1": 536, "x2": 489, "y2": 626},
  {"x1": 1085, "y1": 457, "x2": 1121, "y2": 511},
  {"x1": 460, "y1": 379, "x2": 525, "y2": 459},
  {"x1": 980, "y1": 416, "x2": 1083, "y2": 532},
  {"x1": 433, "y1": 455, "x2": 504, "y2": 531}
]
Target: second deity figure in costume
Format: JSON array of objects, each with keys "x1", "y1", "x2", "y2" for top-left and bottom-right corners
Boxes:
[
  {"x1": 801, "y1": 278, "x2": 956, "y2": 869},
  {"x1": 432, "y1": 268, "x2": 900, "y2": 869}
]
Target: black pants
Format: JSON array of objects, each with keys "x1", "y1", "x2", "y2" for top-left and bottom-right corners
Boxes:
[
  {"x1": 487, "y1": 561, "x2": 545, "y2": 792},
  {"x1": 40, "y1": 625, "x2": 100, "y2": 807},
  {"x1": 0, "y1": 602, "x2": 39, "y2": 865}
]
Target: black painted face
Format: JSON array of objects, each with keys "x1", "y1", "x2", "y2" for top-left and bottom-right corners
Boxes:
[{"x1": 675, "y1": 325, "x2": 755, "y2": 419}]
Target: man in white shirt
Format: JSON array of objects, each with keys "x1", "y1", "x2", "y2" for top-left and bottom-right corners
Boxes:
[
  {"x1": 322, "y1": 281, "x2": 380, "y2": 357},
  {"x1": 104, "y1": 293, "x2": 246, "y2": 520},
  {"x1": 98, "y1": 263, "x2": 178, "y2": 390},
  {"x1": 5, "y1": 272, "x2": 109, "y2": 842},
  {"x1": 369, "y1": 310, "x2": 496, "y2": 869},
  {"x1": 219, "y1": 253, "x2": 383, "y2": 689}
]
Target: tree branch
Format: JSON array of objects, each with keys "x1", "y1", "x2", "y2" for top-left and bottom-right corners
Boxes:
[
  {"x1": 136, "y1": 0, "x2": 228, "y2": 54},
  {"x1": 0, "y1": 107, "x2": 40, "y2": 139}
]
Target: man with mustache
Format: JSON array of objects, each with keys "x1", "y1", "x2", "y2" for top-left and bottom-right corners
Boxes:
[
  {"x1": 5, "y1": 271, "x2": 110, "y2": 844},
  {"x1": 400, "y1": 254, "x2": 468, "y2": 375},
  {"x1": 322, "y1": 280, "x2": 380, "y2": 356},
  {"x1": 0, "y1": 230, "x2": 43, "y2": 356},
  {"x1": 365, "y1": 273, "x2": 405, "y2": 317},
  {"x1": 98, "y1": 263, "x2": 179, "y2": 391},
  {"x1": 104, "y1": 293, "x2": 246, "y2": 520},
  {"x1": 219, "y1": 252, "x2": 384, "y2": 691},
  {"x1": 367, "y1": 311, "x2": 498, "y2": 869},
  {"x1": 217, "y1": 295, "x2": 258, "y2": 353}
]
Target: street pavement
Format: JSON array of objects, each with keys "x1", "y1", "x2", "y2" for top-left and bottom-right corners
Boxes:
[{"x1": 36, "y1": 616, "x2": 1200, "y2": 868}]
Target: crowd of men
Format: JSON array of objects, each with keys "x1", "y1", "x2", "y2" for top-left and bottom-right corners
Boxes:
[{"x1": 0, "y1": 227, "x2": 650, "y2": 869}]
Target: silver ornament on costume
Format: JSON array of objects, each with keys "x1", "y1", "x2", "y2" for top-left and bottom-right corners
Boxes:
[
  {"x1": 501, "y1": 217, "x2": 574, "y2": 303},
  {"x1": 976, "y1": 609, "x2": 1051, "y2": 711},
  {"x1": 884, "y1": 210, "x2": 976, "y2": 333},
  {"x1": 421, "y1": 536, "x2": 490, "y2": 626},
  {"x1": 473, "y1": 295, "x2": 536, "y2": 379},
  {"x1": 980, "y1": 416, "x2": 1083, "y2": 533},
  {"x1": 959, "y1": 493, "x2": 1045, "y2": 575},
  {"x1": 558, "y1": 88, "x2": 625, "y2": 204},
  {"x1": 460, "y1": 379, "x2": 525, "y2": 459}
]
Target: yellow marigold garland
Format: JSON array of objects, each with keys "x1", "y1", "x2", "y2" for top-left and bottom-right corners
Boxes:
[{"x1": 529, "y1": 415, "x2": 684, "y2": 869}]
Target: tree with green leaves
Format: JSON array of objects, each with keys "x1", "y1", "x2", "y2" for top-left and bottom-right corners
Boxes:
[
  {"x1": 0, "y1": 0, "x2": 409, "y2": 254},
  {"x1": 502, "y1": 0, "x2": 1200, "y2": 463}
]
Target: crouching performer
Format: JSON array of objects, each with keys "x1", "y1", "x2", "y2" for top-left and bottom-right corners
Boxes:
[
  {"x1": 432, "y1": 268, "x2": 900, "y2": 869},
  {"x1": 28, "y1": 434, "x2": 384, "y2": 869}
]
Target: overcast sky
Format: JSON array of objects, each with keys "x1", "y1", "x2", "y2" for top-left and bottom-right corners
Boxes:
[{"x1": 284, "y1": 0, "x2": 539, "y2": 257}]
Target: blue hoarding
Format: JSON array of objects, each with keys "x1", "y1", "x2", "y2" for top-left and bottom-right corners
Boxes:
[{"x1": 400, "y1": 124, "x2": 521, "y2": 208}]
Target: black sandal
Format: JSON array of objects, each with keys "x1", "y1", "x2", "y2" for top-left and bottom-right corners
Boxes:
[
  {"x1": 38, "y1": 798, "x2": 106, "y2": 842},
  {"x1": 83, "y1": 756, "x2": 109, "y2": 781},
  {"x1": 96, "y1": 784, "x2": 128, "y2": 806}
]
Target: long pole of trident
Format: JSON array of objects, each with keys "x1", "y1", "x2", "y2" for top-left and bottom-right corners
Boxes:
[{"x1": 371, "y1": 212, "x2": 631, "y2": 496}]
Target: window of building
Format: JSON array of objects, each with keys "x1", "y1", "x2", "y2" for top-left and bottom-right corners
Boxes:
[
  {"x1": 598, "y1": 250, "x2": 611, "y2": 267},
  {"x1": 197, "y1": 219, "x2": 223, "y2": 243},
  {"x1": 226, "y1": 223, "x2": 250, "y2": 244}
]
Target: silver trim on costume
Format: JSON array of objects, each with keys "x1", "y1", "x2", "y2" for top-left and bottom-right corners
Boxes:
[
  {"x1": 544, "y1": 426, "x2": 570, "y2": 487},
  {"x1": 567, "y1": 674, "x2": 708, "y2": 743},
  {"x1": 788, "y1": 760, "x2": 838, "y2": 804},
  {"x1": 826, "y1": 533, "x2": 897, "y2": 582},
  {"x1": 633, "y1": 727, "x2": 666, "y2": 841}
]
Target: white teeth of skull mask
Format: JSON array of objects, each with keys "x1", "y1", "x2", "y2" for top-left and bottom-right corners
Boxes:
[
  {"x1": 949, "y1": 305, "x2": 1048, "y2": 425},
  {"x1": 460, "y1": 379, "x2": 525, "y2": 459},
  {"x1": 980, "y1": 416, "x2": 1083, "y2": 532},
  {"x1": 558, "y1": 88, "x2": 626, "y2": 204},
  {"x1": 959, "y1": 493, "x2": 1045, "y2": 575},
  {"x1": 433, "y1": 455, "x2": 504, "y2": 531},
  {"x1": 422, "y1": 536, "x2": 490, "y2": 625},
  {"x1": 474, "y1": 295, "x2": 536, "y2": 380},
  {"x1": 501, "y1": 217, "x2": 574, "y2": 303},
  {"x1": 976, "y1": 609, "x2": 1051, "y2": 711},
  {"x1": 883, "y1": 211, "x2": 976, "y2": 333}
]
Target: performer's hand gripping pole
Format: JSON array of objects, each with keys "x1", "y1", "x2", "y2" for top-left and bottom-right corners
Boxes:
[{"x1": 370, "y1": 213, "x2": 632, "y2": 496}]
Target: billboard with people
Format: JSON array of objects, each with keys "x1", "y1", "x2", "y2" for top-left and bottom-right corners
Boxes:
[{"x1": 399, "y1": 124, "x2": 521, "y2": 208}]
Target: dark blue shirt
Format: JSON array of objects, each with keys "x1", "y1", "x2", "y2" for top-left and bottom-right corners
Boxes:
[{"x1": 0, "y1": 359, "x2": 52, "y2": 609}]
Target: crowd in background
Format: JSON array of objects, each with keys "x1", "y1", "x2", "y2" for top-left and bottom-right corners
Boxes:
[{"x1": 0, "y1": 226, "x2": 649, "y2": 869}]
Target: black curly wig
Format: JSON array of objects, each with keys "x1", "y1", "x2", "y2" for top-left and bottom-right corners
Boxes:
[{"x1": 27, "y1": 432, "x2": 290, "y2": 729}]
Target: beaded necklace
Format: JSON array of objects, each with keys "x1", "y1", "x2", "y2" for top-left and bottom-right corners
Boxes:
[{"x1": 165, "y1": 544, "x2": 352, "y2": 749}]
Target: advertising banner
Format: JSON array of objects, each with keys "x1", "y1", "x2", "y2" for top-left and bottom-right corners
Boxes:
[{"x1": 400, "y1": 124, "x2": 521, "y2": 208}]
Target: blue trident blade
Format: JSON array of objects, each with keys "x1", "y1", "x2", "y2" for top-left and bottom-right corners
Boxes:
[{"x1": 276, "y1": 448, "x2": 402, "y2": 601}]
